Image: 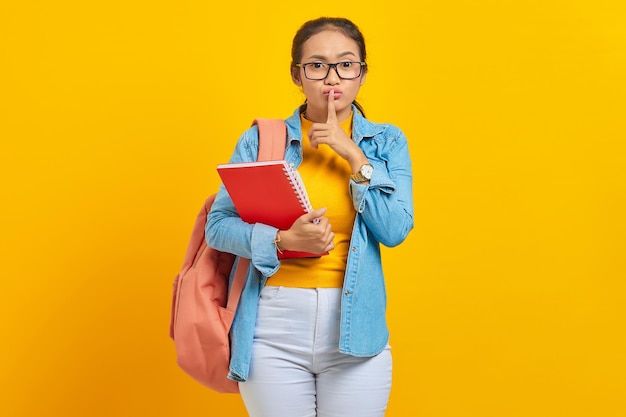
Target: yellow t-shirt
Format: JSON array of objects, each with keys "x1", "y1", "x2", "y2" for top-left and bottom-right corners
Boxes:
[{"x1": 267, "y1": 113, "x2": 356, "y2": 288}]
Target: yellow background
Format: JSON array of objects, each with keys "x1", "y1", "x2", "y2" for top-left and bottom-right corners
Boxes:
[{"x1": 1, "y1": 1, "x2": 625, "y2": 416}]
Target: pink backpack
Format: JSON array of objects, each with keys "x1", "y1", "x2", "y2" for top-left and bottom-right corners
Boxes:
[{"x1": 169, "y1": 119, "x2": 286, "y2": 393}]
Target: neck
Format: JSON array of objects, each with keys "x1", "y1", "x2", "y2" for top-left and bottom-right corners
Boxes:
[{"x1": 304, "y1": 106, "x2": 352, "y2": 123}]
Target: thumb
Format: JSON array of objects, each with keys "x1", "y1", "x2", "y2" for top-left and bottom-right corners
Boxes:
[
  {"x1": 326, "y1": 89, "x2": 338, "y2": 123},
  {"x1": 305, "y1": 207, "x2": 327, "y2": 223}
]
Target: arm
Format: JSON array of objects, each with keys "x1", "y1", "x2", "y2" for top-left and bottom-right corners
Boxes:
[
  {"x1": 205, "y1": 127, "x2": 281, "y2": 277},
  {"x1": 350, "y1": 127, "x2": 414, "y2": 247}
]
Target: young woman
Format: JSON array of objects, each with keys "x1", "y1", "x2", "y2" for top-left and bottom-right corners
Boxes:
[{"x1": 206, "y1": 17, "x2": 414, "y2": 417}]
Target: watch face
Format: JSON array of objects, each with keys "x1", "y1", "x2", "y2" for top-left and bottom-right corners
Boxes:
[{"x1": 362, "y1": 164, "x2": 374, "y2": 179}]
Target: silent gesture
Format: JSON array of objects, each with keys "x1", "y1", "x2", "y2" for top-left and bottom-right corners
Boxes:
[{"x1": 307, "y1": 90, "x2": 369, "y2": 173}]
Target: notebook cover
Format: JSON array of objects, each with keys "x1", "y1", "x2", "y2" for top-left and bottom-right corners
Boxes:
[{"x1": 217, "y1": 160, "x2": 327, "y2": 259}]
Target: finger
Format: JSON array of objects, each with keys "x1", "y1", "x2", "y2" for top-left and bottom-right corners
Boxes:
[
  {"x1": 307, "y1": 125, "x2": 319, "y2": 149},
  {"x1": 308, "y1": 126, "x2": 332, "y2": 149},
  {"x1": 327, "y1": 231, "x2": 335, "y2": 246},
  {"x1": 305, "y1": 207, "x2": 327, "y2": 223},
  {"x1": 325, "y1": 232, "x2": 335, "y2": 252},
  {"x1": 326, "y1": 89, "x2": 337, "y2": 124}
]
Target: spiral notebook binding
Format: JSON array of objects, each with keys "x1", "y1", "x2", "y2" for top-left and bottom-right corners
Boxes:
[{"x1": 282, "y1": 163, "x2": 312, "y2": 212}]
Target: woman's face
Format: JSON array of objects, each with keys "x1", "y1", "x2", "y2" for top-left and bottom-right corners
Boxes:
[{"x1": 293, "y1": 29, "x2": 366, "y2": 122}]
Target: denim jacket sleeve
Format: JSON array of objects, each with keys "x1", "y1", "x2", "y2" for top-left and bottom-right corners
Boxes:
[
  {"x1": 350, "y1": 116, "x2": 414, "y2": 248},
  {"x1": 205, "y1": 125, "x2": 281, "y2": 280}
]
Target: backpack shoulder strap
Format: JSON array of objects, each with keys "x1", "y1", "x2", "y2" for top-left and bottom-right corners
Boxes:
[
  {"x1": 253, "y1": 118, "x2": 287, "y2": 161},
  {"x1": 225, "y1": 118, "x2": 286, "y2": 315}
]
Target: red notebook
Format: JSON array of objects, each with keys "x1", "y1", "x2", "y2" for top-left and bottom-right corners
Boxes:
[{"x1": 216, "y1": 160, "x2": 328, "y2": 259}]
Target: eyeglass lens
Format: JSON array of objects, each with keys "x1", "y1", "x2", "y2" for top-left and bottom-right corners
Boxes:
[{"x1": 304, "y1": 62, "x2": 362, "y2": 80}]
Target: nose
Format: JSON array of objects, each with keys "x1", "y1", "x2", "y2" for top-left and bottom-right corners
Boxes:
[{"x1": 324, "y1": 65, "x2": 340, "y2": 84}]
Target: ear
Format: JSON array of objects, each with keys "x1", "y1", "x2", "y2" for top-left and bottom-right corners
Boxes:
[
  {"x1": 359, "y1": 72, "x2": 367, "y2": 86},
  {"x1": 291, "y1": 67, "x2": 302, "y2": 86}
]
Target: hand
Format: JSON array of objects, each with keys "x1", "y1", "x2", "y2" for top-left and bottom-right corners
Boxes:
[
  {"x1": 307, "y1": 90, "x2": 369, "y2": 171},
  {"x1": 279, "y1": 207, "x2": 335, "y2": 254}
]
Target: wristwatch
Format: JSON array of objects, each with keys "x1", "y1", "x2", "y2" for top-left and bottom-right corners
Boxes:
[{"x1": 351, "y1": 163, "x2": 374, "y2": 183}]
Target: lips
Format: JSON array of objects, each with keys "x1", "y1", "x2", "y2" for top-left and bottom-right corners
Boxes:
[{"x1": 324, "y1": 88, "x2": 342, "y2": 98}]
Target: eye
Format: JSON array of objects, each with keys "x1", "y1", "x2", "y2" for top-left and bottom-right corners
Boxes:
[
  {"x1": 310, "y1": 62, "x2": 326, "y2": 69},
  {"x1": 340, "y1": 61, "x2": 354, "y2": 68}
]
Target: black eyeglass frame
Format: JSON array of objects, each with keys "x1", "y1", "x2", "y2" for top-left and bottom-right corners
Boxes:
[{"x1": 295, "y1": 61, "x2": 367, "y2": 80}]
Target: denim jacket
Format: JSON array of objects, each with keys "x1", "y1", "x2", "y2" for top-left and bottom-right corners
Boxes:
[{"x1": 205, "y1": 105, "x2": 414, "y2": 382}]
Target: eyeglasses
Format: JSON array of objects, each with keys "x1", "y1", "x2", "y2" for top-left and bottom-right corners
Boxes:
[{"x1": 295, "y1": 61, "x2": 366, "y2": 80}]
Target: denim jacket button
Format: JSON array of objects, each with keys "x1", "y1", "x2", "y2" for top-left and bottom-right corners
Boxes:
[{"x1": 344, "y1": 290, "x2": 350, "y2": 296}]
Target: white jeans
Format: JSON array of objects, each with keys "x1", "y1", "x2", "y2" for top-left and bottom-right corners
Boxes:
[{"x1": 239, "y1": 286, "x2": 392, "y2": 417}]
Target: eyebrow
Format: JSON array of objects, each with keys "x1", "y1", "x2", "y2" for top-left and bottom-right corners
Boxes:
[{"x1": 305, "y1": 51, "x2": 359, "y2": 61}]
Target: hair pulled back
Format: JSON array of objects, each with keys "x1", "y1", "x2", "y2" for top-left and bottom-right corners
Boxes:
[{"x1": 291, "y1": 17, "x2": 367, "y2": 116}]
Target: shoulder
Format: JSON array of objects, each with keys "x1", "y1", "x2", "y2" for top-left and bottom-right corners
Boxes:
[
  {"x1": 353, "y1": 111, "x2": 407, "y2": 146},
  {"x1": 226, "y1": 125, "x2": 260, "y2": 163}
]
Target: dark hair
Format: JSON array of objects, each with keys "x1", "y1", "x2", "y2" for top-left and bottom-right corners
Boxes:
[{"x1": 291, "y1": 17, "x2": 367, "y2": 117}]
